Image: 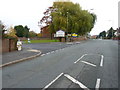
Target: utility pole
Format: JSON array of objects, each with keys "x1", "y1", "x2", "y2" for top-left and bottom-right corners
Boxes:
[{"x1": 66, "y1": 11, "x2": 68, "y2": 42}]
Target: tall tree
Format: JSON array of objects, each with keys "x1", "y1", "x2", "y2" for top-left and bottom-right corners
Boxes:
[
  {"x1": 24, "y1": 26, "x2": 30, "y2": 38},
  {"x1": 28, "y1": 31, "x2": 37, "y2": 37},
  {"x1": 14, "y1": 25, "x2": 30, "y2": 37},
  {"x1": 107, "y1": 27, "x2": 115, "y2": 39},
  {"x1": 39, "y1": 1, "x2": 97, "y2": 36},
  {"x1": 14, "y1": 25, "x2": 24, "y2": 37},
  {"x1": 0, "y1": 20, "x2": 7, "y2": 38},
  {"x1": 7, "y1": 26, "x2": 17, "y2": 38},
  {"x1": 99, "y1": 31, "x2": 106, "y2": 38}
]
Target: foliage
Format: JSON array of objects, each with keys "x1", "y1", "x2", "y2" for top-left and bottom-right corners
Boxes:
[
  {"x1": 39, "y1": 1, "x2": 97, "y2": 36},
  {"x1": 0, "y1": 20, "x2": 7, "y2": 39},
  {"x1": 99, "y1": 31, "x2": 106, "y2": 38},
  {"x1": 7, "y1": 26, "x2": 17, "y2": 38},
  {"x1": 14, "y1": 25, "x2": 24, "y2": 37},
  {"x1": 24, "y1": 26, "x2": 30, "y2": 38},
  {"x1": 98, "y1": 27, "x2": 116, "y2": 39},
  {"x1": 4, "y1": 26, "x2": 18, "y2": 40},
  {"x1": 37, "y1": 33, "x2": 42, "y2": 38},
  {"x1": 28, "y1": 31, "x2": 37, "y2": 37},
  {"x1": 107, "y1": 27, "x2": 115, "y2": 39},
  {"x1": 14, "y1": 25, "x2": 30, "y2": 37}
]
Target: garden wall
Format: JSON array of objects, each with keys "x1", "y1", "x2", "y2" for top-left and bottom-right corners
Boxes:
[{"x1": 2, "y1": 39, "x2": 17, "y2": 53}]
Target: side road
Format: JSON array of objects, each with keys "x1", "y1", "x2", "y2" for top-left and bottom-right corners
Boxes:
[{"x1": 1, "y1": 47, "x2": 41, "y2": 67}]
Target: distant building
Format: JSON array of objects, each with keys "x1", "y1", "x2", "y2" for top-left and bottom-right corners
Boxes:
[
  {"x1": 113, "y1": 27, "x2": 120, "y2": 40},
  {"x1": 41, "y1": 26, "x2": 51, "y2": 38},
  {"x1": 91, "y1": 35, "x2": 98, "y2": 39},
  {"x1": 117, "y1": 27, "x2": 120, "y2": 36},
  {"x1": 116, "y1": 27, "x2": 120, "y2": 40}
]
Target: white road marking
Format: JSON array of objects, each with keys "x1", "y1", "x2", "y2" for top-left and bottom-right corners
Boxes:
[
  {"x1": 81, "y1": 61, "x2": 96, "y2": 67},
  {"x1": 95, "y1": 78, "x2": 101, "y2": 90},
  {"x1": 42, "y1": 73, "x2": 64, "y2": 90},
  {"x1": 100, "y1": 55, "x2": 104, "y2": 67},
  {"x1": 46, "y1": 52, "x2": 50, "y2": 55},
  {"x1": 59, "y1": 49, "x2": 62, "y2": 51},
  {"x1": 55, "y1": 50, "x2": 59, "y2": 52},
  {"x1": 42, "y1": 48, "x2": 65, "y2": 56},
  {"x1": 41, "y1": 54, "x2": 45, "y2": 56},
  {"x1": 74, "y1": 54, "x2": 87, "y2": 63},
  {"x1": 64, "y1": 74, "x2": 90, "y2": 90},
  {"x1": 27, "y1": 49, "x2": 40, "y2": 52},
  {"x1": 50, "y1": 51, "x2": 54, "y2": 53}
]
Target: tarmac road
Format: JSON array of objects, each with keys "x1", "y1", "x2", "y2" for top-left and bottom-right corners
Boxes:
[
  {"x1": 2, "y1": 40, "x2": 118, "y2": 89},
  {"x1": 22, "y1": 42, "x2": 79, "y2": 54}
]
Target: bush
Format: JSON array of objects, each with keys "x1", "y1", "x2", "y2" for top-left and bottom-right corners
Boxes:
[{"x1": 4, "y1": 34, "x2": 18, "y2": 41}]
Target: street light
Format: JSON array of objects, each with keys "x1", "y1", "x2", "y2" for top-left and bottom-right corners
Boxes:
[
  {"x1": 66, "y1": 11, "x2": 69, "y2": 42},
  {"x1": 89, "y1": 9, "x2": 94, "y2": 13}
]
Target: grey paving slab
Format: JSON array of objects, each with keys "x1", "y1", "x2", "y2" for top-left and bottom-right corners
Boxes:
[{"x1": 2, "y1": 47, "x2": 40, "y2": 64}]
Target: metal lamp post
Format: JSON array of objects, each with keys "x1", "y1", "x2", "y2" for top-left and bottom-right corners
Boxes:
[{"x1": 66, "y1": 11, "x2": 68, "y2": 42}]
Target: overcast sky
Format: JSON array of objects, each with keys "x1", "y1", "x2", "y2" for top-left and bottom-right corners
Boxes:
[{"x1": 0, "y1": 0, "x2": 119, "y2": 35}]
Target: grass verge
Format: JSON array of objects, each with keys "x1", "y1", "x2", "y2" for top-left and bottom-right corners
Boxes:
[{"x1": 23, "y1": 39, "x2": 59, "y2": 44}]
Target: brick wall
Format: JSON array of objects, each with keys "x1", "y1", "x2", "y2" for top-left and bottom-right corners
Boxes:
[
  {"x1": 73, "y1": 36, "x2": 87, "y2": 41},
  {"x1": 2, "y1": 39, "x2": 17, "y2": 53},
  {"x1": 2, "y1": 39, "x2": 9, "y2": 53},
  {"x1": 41, "y1": 26, "x2": 51, "y2": 38}
]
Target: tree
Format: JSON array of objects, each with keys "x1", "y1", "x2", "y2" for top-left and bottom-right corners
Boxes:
[
  {"x1": 37, "y1": 33, "x2": 42, "y2": 38},
  {"x1": 7, "y1": 26, "x2": 17, "y2": 39},
  {"x1": 14, "y1": 25, "x2": 25, "y2": 37},
  {"x1": 39, "y1": 1, "x2": 97, "y2": 36},
  {"x1": 0, "y1": 20, "x2": 7, "y2": 38},
  {"x1": 107, "y1": 27, "x2": 115, "y2": 39},
  {"x1": 99, "y1": 31, "x2": 106, "y2": 38},
  {"x1": 24, "y1": 26, "x2": 30, "y2": 38},
  {"x1": 14, "y1": 25, "x2": 30, "y2": 37},
  {"x1": 28, "y1": 31, "x2": 37, "y2": 37}
]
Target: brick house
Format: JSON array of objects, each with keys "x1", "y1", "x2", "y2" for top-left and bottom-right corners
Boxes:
[
  {"x1": 41, "y1": 26, "x2": 51, "y2": 38},
  {"x1": 91, "y1": 35, "x2": 98, "y2": 39}
]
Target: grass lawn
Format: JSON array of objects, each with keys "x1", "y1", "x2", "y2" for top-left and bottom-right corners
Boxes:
[{"x1": 23, "y1": 39, "x2": 59, "y2": 44}]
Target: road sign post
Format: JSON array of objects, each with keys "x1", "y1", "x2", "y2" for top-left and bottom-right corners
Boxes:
[{"x1": 54, "y1": 30, "x2": 65, "y2": 42}]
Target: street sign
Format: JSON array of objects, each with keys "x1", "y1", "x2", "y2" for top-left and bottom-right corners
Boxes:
[
  {"x1": 72, "y1": 33, "x2": 78, "y2": 37},
  {"x1": 55, "y1": 30, "x2": 65, "y2": 37},
  {"x1": 67, "y1": 34, "x2": 72, "y2": 37}
]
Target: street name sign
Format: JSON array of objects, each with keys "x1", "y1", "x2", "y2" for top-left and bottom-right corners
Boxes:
[
  {"x1": 72, "y1": 33, "x2": 78, "y2": 37},
  {"x1": 55, "y1": 30, "x2": 65, "y2": 37}
]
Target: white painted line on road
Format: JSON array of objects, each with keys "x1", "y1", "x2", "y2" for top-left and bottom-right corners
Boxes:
[
  {"x1": 42, "y1": 73, "x2": 64, "y2": 90},
  {"x1": 50, "y1": 51, "x2": 55, "y2": 53},
  {"x1": 46, "y1": 52, "x2": 50, "y2": 55},
  {"x1": 100, "y1": 55, "x2": 104, "y2": 67},
  {"x1": 55, "y1": 50, "x2": 59, "y2": 52},
  {"x1": 81, "y1": 61, "x2": 96, "y2": 67},
  {"x1": 27, "y1": 49, "x2": 40, "y2": 52},
  {"x1": 64, "y1": 74, "x2": 90, "y2": 90},
  {"x1": 95, "y1": 78, "x2": 101, "y2": 90},
  {"x1": 41, "y1": 54, "x2": 45, "y2": 56},
  {"x1": 74, "y1": 54, "x2": 87, "y2": 64}
]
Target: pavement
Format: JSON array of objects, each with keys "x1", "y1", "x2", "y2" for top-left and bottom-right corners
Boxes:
[
  {"x1": 1, "y1": 41, "x2": 81, "y2": 67},
  {"x1": 1, "y1": 47, "x2": 41, "y2": 67}
]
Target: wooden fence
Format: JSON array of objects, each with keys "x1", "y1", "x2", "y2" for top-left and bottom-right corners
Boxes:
[{"x1": 2, "y1": 39, "x2": 17, "y2": 53}]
